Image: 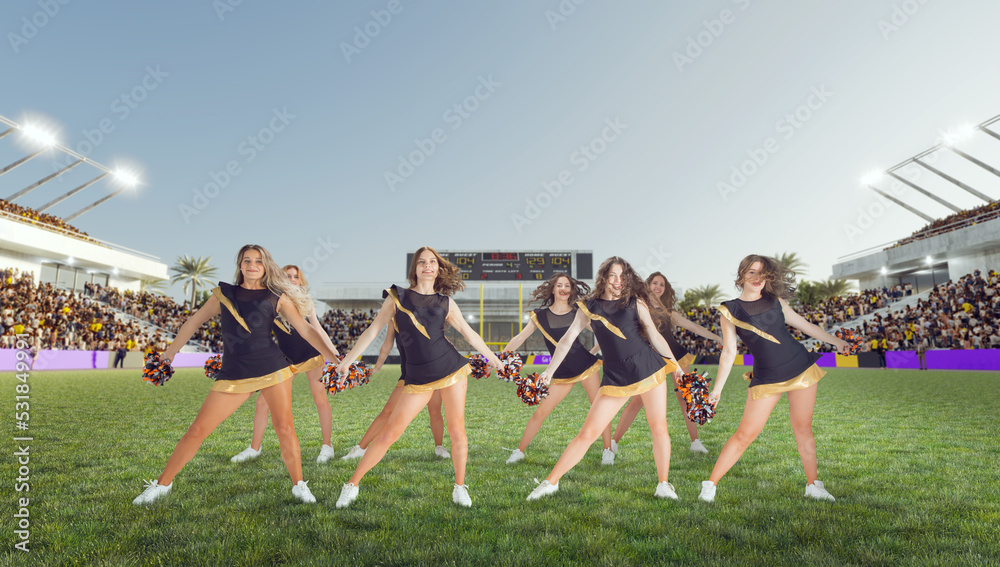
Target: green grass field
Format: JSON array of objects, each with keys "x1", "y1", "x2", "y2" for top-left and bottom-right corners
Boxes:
[{"x1": 1, "y1": 366, "x2": 998, "y2": 566}]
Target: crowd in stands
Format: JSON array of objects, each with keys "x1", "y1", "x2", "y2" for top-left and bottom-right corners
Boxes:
[
  {"x1": 0, "y1": 198, "x2": 94, "y2": 241},
  {"x1": 320, "y1": 309, "x2": 376, "y2": 353},
  {"x1": 890, "y1": 200, "x2": 1000, "y2": 249}
]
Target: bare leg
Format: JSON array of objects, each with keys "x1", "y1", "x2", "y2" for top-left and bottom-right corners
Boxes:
[
  {"x1": 250, "y1": 393, "x2": 269, "y2": 451},
  {"x1": 674, "y1": 388, "x2": 700, "y2": 442},
  {"x1": 349, "y1": 390, "x2": 433, "y2": 485},
  {"x1": 786, "y1": 384, "x2": 819, "y2": 484},
  {"x1": 516, "y1": 382, "x2": 575, "y2": 452},
  {"x1": 427, "y1": 391, "x2": 445, "y2": 447},
  {"x1": 306, "y1": 368, "x2": 333, "y2": 446},
  {"x1": 158, "y1": 390, "x2": 253, "y2": 485},
  {"x1": 578, "y1": 374, "x2": 613, "y2": 450},
  {"x1": 545, "y1": 394, "x2": 631, "y2": 484},
  {"x1": 613, "y1": 397, "x2": 643, "y2": 444},
  {"x1": 707, "y1": 390, "x2": 782, "y2": 484},
  {"x1": 438, "y1": 380, "x2": 468, "y2": 485},
  {"x1": 640, "y1": 382, "x2": 671, "y2": 482},
  {"x1": 258, "y1": 379, "x2": 303, "y2": 484},
  {"x1": 358, "y1": 385, "x2": 404, "y2": 449}
]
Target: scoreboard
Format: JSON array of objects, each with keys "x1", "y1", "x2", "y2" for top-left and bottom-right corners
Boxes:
[{"x1": 405, "y1": 251, "x2": 593, "y2": 281}]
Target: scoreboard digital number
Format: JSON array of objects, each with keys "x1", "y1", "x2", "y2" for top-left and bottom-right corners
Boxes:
[{"x1": 405, "y1": 251, "x2": 586, "y2": 281}]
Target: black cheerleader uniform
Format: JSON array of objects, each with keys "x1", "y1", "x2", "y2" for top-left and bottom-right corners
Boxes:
[
  {"x1": 529, "y1": 307, "x2": 602, "y2": 386},
  {"x1": 717, "y1": 295, "x2": 825, "y2": 400},
  {"x1": 273, "y1": 315, "x2": 325, "y2": 375},
  {"x1": 384, "y1": 285, "x2": 470, "y2": 393},
  {"x1": 210, "y1": 282, "x2": 293, "y2": 393},
  {"x1": 576, "y1": 298, "x2": 678, "y2": 397},
  {"x1": 650, "y1": 304, "x2": 695, "y2": 370}
]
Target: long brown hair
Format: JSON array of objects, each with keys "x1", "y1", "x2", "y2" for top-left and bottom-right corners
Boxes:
[
  {"x1": 407, "y1": 246, "x2": 465, "y2": 296},
  {"x1": 646, "y1": 272, "x2": 676, "y2": 312},
  {"x1": 282, "y1": 264, "x2": 308, "y2": 288},
  {"x1": 232, "y1": 244, "x2": 312, "y2": 315},
  {"x1": 529, "y1": 272, "x2": 591, "y2": 309},
  {"x1": 587, "y1": 256, "x2": 656, "y2": 310},
  {"x1": 735, "y1": 254, "x2": 797, "y2": 300}
]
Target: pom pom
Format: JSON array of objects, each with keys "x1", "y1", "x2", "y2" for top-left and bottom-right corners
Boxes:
[
  {"x1": 321, "y1": 356, "x2": 373, "y2": 394},
  {"x1": 835, "y1": 328, "x2": 865, "y2": 355},
  {"x1": 468, "y1": 354, "x2": 491, "y2": 380},
  {"x1": 674, "y1": 370, "x2": 715, "y2": 425},
  {"x1": 203, "y1": 355, "x2": 222, "y2": 380},
  {"x1": 515, "y1": 372, "x2": 549, "y2": 406},
  {"x1": 496, "y1": 351, "x2": 523, "y2": 382},
  {"x1": 142, "y1": 352, "x2": 174, "y2": 386}
]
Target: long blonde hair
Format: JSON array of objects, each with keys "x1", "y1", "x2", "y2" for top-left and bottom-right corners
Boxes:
[{"x1": 232, "y1": 244, "x2": 312, "y2": 316}]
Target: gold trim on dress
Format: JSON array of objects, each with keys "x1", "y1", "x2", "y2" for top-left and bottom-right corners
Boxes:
[
  {"x1": 273, "y1": 317, "x2": 292, "y2": 334},
  {"x1": 599, "y1": 360, "x2": 677, "y2": 397},
  {"x1": 576, "y1": 301, "x2": 626, "y2": 340},
  {"x1": 212, "y1": 287, "x2": 250, "y2": 333},
  {"x1": 386, "y1": 288, "x2": 431, "y2": 340},
  {"x1": 529, "y1": 311, "x2": 560, "y2": 347},
  {"x1": 395, "y1": 379, "x2": 404, "y2": 389},
  {"x1": 749, "y1": 363, "x2": 826, "y2": 400},
  {"x1": 403, "y1": 364, "x2": 470, "y2": 394},
  {"x1": 678, "y1": 352, "x2": 696, "y2": 371},
  {"x1": 210, "y1": 365, "x2": 294, "y2": 393},
  {"x1": 551, "y1": 360, "x2": 602, "y2": 386},
  {"x1": 289, "y1": 354, "x2": 324, "y2": 374},
  {"x1": 717, "y1": 305, "x2": 780, "y2": 344}
]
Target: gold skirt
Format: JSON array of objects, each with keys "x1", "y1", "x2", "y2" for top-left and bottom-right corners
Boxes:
[
  {"x1": 403, "y1": 364, "x2": 471, "y2": 394},
  {"x1": 599, "y1": 359, "x2": 678, "y2": 398},
  {"x1": 678, "y1": 353, "x2": 695, "y2": 371},
  {"x1": 289, "y1": 354, "x2": 324, "y2": 375},
  {"x1": 210, "y1": 366, "x2": 294, "y2": 394},
  {"x1": 745, "y1": 364, "x2": 826, "y2": 400},
  {"x1": 551, "y1": 360, "x2": 602, "y2": 386}
]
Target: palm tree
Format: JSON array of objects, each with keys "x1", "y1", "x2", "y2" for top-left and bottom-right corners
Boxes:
[
  {"x1": 795, "y1": 280, "x2": 823, "y2": 306},
  {"x1": 774, "y1": 252, "x2": 808, "y2": 279},
  {"x1": 170, "y1": 256, "x2": 218, "y2": 308},
  {"x1": 139, "y1": 278, "x2": 168, "y2": 295},
  {"x1": 694, "y1": 284, "x2": 726, "y2": 308},
  {"x1": 815, "y1": 278, "x2": 854, "y2": 300}
]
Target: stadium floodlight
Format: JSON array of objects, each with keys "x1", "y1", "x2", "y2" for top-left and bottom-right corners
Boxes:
[
  {"x1": 113, "y1": 169, "x2": 139, "y2": 187},
  {"x1": 885, "y1": 172, "x2": 961, "y2": 213},
  {"x1": 938, "y1": 123, "x2": 975, "y2": 147},
  {"x1": 926, "y1": 256, "x2": 933, "y2": 265},
  {"x1": 66, "y1": 257, "x2": 75, "y2": 265},
  {"x1": 864, "y1": 184, "x2": 935, "y2": 222},
  {"x1": 36, "y1": 172, "x2": 109, "y2": 213},
  {"x1": 912, "y1": 157, "x2": 992, "y2": 203},
  {"x1": 860, "y1": 171, "x2": 884, "y2": 186},
  {"x1": 19, "y1": 124, "x2": 58, "y2": 148},
  {"x1": 881, "y1": 266, "x2": 888, "y2": 275}
]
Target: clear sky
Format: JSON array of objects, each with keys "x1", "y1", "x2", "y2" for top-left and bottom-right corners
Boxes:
[{"x1": 3, "y1": 1, "x2": 1000, "y2": 300}]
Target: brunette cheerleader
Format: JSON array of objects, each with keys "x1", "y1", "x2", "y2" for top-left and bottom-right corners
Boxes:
[
  {"x1": 132, "y1": 245, "x2": 339, "y2": 505},
  {"x1": 230, "y1": 265, "x2": 341, "y2": 464},
  {"x1": 526, "y1": 257, "x2": 684, "y2": 502},
  {"x1": 334, "y1": 247, "x2": 501, "y2": 509},
  {"x1": 698, "y1": 255, "x2": 849, "y2": 503},
  {"x1": 501, "y1": 273, "x2": 613, "y2": 465},
  {"x1": 612, "y1": 272, "x2": 721, "y2": 454}
]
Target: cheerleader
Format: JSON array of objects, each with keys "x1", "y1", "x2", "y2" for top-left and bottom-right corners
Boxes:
[
  {"x1": 230, "y1": 265, "x2": 341, "y2": 465},
  {"x1": 132, "y1": 245, "x2": 340, "y2": 505},
  {"x1": 340, "y1": 325, "x2": 451, "y2": 461},
  {"x1": 526, "y1": 257, "x2": 684, "y2": 502},
  {"x1": 334, "y1": 247, "x2": 501, "y2": 509},
  {"x1": 612, "y1": 272, "x2": 721, "y2": 454},
  {"x1": 698, "y1": 255, "x2": 849, "y2": 503},
  {"x1": 501, "y1": 273, "x2": 614, "y2": 465}
]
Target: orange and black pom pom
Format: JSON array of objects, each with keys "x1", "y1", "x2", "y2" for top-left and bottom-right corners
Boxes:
[
  {"x1": 496, "y1": 351, "x2": 523, "y2": 382},
  {"x1": 674, "y1": 371, "x2": 715, "y2": 425},
  {"x1": 515, "y1": 372, "x2": 549, "y2": 406},
  {"x1": 468, "y1": 355, "x2": 491, "y2": 380},
  {"x1": 203, "y1": 355, "x2": 222, "y2": 380},
  {"x1": 321, "y1": 358, "x2": 372, "y2": 395},
  {"x1": 835, "y1": 328, "x2": 865, "y2": 355},
  {"x1": 142, "y1": 352, "x2": 174, "y2": 386}
]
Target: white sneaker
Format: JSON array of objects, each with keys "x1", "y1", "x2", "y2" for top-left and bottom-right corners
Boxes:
[
  {"x1": 336, "y1": 483, "x2": 359, "y2": 509},
  {"x1": 699, "y1": 480, "x2": 716, "y2": 502},
  {"x1": 341, "y1": 445, "x2": 366, "y2": 461},
  {"x1": 506, "y1": 448, "x2": 525, "y2": 464},
  {"x1": 611, "y1": 439, "x2": 619, "y2": 454},
  {"x1": 132, "y1": 479, "x2": 172, "y2": 505},
  {"x1": 805, "y1": 480, "x2": 835, "y2": 501},
  {"x1": 601, "y1": 448, "x2": 615, "y2": 465},
  {"x1": 292, "y1": 480, "x2": 316, "y2": 504},
  {"x1": 316, "y1": 445, "x2": 336, "y2": 463},
  {"x1": 231, "y1": 446, "x2": 261, "y2": 463},
  {"x1": 654, "y1": 481, "x2": 679, "y2": 500},
  {"x1": 526, "y1": 479, "x2": 559, "y2": 501},
  {"x1": 690, "y1": 439, "x2": 708, "y2": 454},
  {"x1": 434, "y1": 445, "x2": 451, "y2": 459},
  {"x1": 452, "y1": 484, "x2": 472, "y2": 507}
]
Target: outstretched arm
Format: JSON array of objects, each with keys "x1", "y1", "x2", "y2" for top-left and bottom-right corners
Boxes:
[
  {"x1": 538, "y1": 310, "x2": 589, "y2": 384},
  {"x1": 637, "y1": 300, "x2": 683, "y2": 381},
  {"x1": 671, "y1": 311, "x2": 722, "y2": 343},
  {"x1": 373, "y1": 324, "x2": 396, "y2": 374},
  {"x1": 708, "y1": 315, "x2": 740, "y2": 407},
  {"x1": 335, "y1": 296, "x2": 395, "y2": 374},
  {"x1": 306, "y1": 305, "x2": 340, "y2": 359},
  {"x1": 277, "y1": 296, "x2": 340, "y2": 361},
  {"x1": 780, "y1": 298, "x2": 849, "y2": 353},
  {"x1": 162, "y1": 295, "x2": 221, "y2": 362},
  {"x1": 502, "y1": 319, "x2": 537, "y2": 352},
  {"x1": 446, "y1": 299, "x2": 501, "y2": 368}
]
